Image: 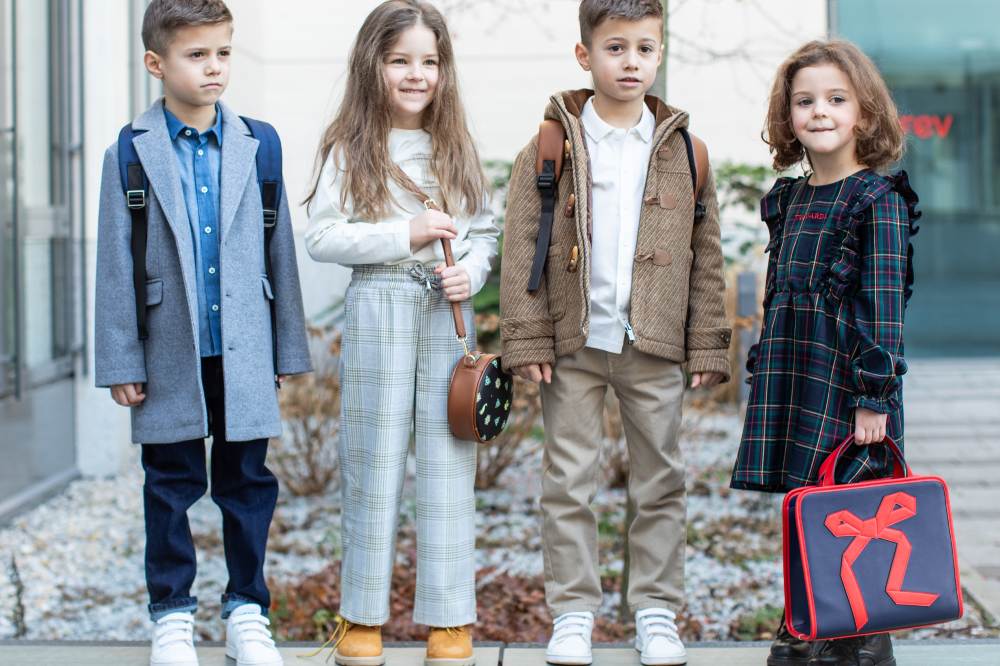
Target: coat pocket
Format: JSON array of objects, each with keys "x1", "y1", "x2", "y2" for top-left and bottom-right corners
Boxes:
[
  {"x1": 145, "y1": 279, "x2": 163, "y2": 306},
  {"x1": 630, "y1": 248, "x2": 692, "y2": 344}
]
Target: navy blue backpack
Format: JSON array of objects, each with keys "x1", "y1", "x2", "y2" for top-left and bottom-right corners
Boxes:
[{"x1": 116, "y1": 116, "x2": 283, "y2": 383}]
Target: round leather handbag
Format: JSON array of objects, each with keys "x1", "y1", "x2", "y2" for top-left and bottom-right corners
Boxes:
[
  {"x1": 391, "y1": 167, "x2": 513, "y2": 444},
  {"x1": 444, "y1": 288, "x2": 513, "y2": 444}
]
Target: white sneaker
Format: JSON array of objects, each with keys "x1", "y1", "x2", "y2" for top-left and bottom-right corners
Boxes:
[
  {"x1": 634, "y1": 608, "x2": 687, "y2": 666},
  {"x1": 545, "y1": 611, "x2": 594, "y2": 665},
  {"x1": 150, "y1": 611, "x2": 199, "y2": 666},
  {"x1": 225, "y1": 603, "x2": 283, "y2": 666}
]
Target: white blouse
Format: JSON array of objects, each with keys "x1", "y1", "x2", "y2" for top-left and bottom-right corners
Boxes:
[{"x1": 305, "y1": 128, "x2": 499, "y2": 296}]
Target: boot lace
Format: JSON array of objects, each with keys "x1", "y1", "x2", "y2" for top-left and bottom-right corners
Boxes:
[{"x1": 299, "y1": 614, "x2": 352, "y2": 662}]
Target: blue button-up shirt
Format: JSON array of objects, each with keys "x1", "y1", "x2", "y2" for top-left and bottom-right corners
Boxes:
[{"x1": 164, "y1": 106, "x2": 223, "y2": 357}]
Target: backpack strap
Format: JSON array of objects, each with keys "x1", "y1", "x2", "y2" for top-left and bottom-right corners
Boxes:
[
  {"x1": 528, "y1": 119, "x2": 567, "y2": 294},
  {"x1": 117, "y1": 123, "x2": 150, "y2": 341},
  {"x1": 240, "y1": 116, "x2": 283, "y2": 387},
  {"x1": 678, "y1": 127, "x2": 709, "y2": 221}
]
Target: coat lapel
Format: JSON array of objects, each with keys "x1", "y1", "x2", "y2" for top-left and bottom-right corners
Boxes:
[
  {"x1": 218, "y1": 104, "x2": 259, "y2": 241},
  {"x1": 132, "y1": 101, "x2": 191, "y2": 256},
  {"x1": 131, "y1": 100, "x2": 201, "y2": 344}
]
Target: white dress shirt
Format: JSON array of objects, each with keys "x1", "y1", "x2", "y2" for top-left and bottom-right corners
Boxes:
[
  {"x1": 581, "y1": 98, "x2": 656, "y2": 353},
  {"x1": 305, "y1": 128, "x2": 499, "y2": 296}
]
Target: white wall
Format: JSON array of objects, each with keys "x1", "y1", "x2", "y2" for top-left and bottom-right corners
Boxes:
[
  {"x1": 220, "y1": 0, "x2": 824, "y2": 319},
  {"x1": 73, "y1": 0, "x2": 827, "y2": 475},
  {"x1": 667, "y1": 0, "x2": 827, "y2": 166},
  {"x1": 75, "y1": 0, "x2": 138, "y2": 476}
]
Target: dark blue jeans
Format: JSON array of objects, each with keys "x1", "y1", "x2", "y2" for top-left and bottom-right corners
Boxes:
[{"x1": 142, "y1": 355, "x2": 279, "y2": 621}]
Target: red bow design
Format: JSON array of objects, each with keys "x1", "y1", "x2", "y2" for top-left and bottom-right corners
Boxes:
[{"x1": 825, "y1": 491, "x2": 940, "y2": 631}]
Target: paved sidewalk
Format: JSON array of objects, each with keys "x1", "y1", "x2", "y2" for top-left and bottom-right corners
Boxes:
[
  {"x1": 1, "y1": 642, "x2": 998, "y2": 666},
  {"x1": 904, "y1": 358, "x2": 1000, "y2": 621}
]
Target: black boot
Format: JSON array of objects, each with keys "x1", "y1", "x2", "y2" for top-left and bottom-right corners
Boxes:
[
  {"x1": 808, "y1": 633, "x2": 895, "y2": 666},
  {"x1": 767, "y1": 618, "x2": 816, "y2": 666}
]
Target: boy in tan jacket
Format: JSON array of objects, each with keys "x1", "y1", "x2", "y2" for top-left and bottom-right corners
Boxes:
[{"x1": 499, "y1": 2, "x2": 731, "y2": 664}]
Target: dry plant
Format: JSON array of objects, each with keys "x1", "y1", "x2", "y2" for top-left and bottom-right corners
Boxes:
[
  {"x1": 473, "y1": 312, "x2": 544, "y2": 489},
  {"x1": 269, "y1": 325, "x2": 342, "y2": 496},
  {"x1": 474, "y1": 372, "x2": 544, "y2": 489}
]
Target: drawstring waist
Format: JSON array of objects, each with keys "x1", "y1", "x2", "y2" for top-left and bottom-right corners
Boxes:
[{"x1": 351, "y1": 263, "x2": 442, "y2": 291}]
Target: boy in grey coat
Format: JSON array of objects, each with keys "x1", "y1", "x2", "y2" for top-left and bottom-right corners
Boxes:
[{"x1": 93, "y1": 2, "x2": 309, "y2": 665}]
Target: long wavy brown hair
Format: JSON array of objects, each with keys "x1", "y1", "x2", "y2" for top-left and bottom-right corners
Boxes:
[
  {"x1": 763, "y1": 40, "x2": 904, "y2": 172},
  {"x1": 304, "y1": 0, "x2": 487, "y2": 220}
]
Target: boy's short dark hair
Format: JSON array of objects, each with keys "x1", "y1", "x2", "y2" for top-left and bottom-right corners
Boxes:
[
  {"x1": 579, "y1": 0, "x2": 663, "y2": 46},
  {"x1": 142, "y1": 0, "x2": 233, "y2": 54}
]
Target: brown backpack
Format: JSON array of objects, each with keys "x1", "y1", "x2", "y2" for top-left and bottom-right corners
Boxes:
[{"x1": 526, "y1": 120, "x2": 709, "y2": 293}]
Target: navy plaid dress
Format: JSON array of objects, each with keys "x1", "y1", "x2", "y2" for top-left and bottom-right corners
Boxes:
[{"x1": 731, "y1": 169, "x2": 920, "y2": 493}]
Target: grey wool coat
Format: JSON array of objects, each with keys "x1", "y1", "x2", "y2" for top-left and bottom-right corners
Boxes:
[{"x1": 94, "y1": 100, "x2": 312, "y2": 444}]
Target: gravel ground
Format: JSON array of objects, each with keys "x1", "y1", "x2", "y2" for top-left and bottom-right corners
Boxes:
[{"x1": 1, "y1": 403, "x2": 996, "y2": 641}]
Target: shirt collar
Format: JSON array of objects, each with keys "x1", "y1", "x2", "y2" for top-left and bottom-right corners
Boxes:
[
  {"x1": 581, "y1": 97, "x2": 655, "y2": 144},
  {"x1": 163, "y1": 104, "x2": 223, "y2": 144}
]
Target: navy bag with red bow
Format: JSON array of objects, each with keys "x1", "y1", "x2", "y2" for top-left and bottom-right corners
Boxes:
[{"x1": 782, "y1": 436, "x2": 963, "y2": 640}]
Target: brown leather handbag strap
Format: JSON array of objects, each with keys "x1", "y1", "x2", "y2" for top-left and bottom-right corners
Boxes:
[{"x1": 390, "y1": 165, "x2": 468, "y2": 341}]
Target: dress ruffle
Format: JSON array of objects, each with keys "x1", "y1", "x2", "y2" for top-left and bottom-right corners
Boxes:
[
  {"x1": 824, "y1": 170, "x2": 920, "y2": 304},
  {"x1": 759, "y1": 177, "x2": 803, "y2": 307}
]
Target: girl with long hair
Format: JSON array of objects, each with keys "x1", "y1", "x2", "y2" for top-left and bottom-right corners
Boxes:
[{"x1": 304, "y1": 2, "x2": 497, "y2": 664}]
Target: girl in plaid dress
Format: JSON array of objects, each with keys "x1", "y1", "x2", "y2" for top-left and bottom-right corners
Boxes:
[
  {"x1": 730, "y1": 41, "x2": 919, "y2": 666},
  {"x1": 303, "y1": 2, "x2": 498, "y2": 665}
]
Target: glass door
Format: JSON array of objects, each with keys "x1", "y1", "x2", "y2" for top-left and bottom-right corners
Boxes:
[
  {"x1": 0, "y1": 0, "x2": 15, "y2": 401},
  {"x1": 834, "y1": 0, "x2": 1000, "y2": 354},
  {"x1": 0, "y1": 0, "x2": 80, "y2": 512}
]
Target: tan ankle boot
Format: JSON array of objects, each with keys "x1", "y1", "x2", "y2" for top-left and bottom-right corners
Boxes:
[
  {"x1": 329, "y1": 616, "x2": 384, "y2": 666},
  {"x1": 425, "y1": 626, "x2": 475, "y2": 666}
]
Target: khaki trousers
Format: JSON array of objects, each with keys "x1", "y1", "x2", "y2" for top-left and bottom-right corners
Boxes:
[{"x1": 539, "y1": 343, "x2": 686, "y2": 616}]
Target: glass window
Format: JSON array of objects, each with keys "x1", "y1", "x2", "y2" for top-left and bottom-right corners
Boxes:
[
  {"x1": 1, "y1": 0, "x2": 15, "y2": 398},
  {"x1": 0, "y1": 0, "x2": 78, "y2": 511},
  {"x1": 15, "y1": 0, "x2": 74, "y2": 375},
  {"x1": 835, "y1": 0, "x2": 1000, "y2": 354}
]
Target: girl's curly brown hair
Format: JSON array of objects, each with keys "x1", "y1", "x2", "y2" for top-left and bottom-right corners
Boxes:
[{"x1": 763, "y1": 40, "x2": 904, "y2": 172}]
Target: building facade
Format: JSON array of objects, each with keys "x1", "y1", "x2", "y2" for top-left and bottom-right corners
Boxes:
[
  {"x1": 5, "y1": 0, "x2": 991, "y2": 515},
  {"x1": 833, "y1": 0, "x2": 1000, "y2": 354}
]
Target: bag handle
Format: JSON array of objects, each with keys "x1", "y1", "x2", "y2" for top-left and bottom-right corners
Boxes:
[
  {"x1": 817, "y1": 435, "x2": 910, "y2": 487},
  {"x1": 390, "y1": 165, "x2": 475, "y2": 358}
]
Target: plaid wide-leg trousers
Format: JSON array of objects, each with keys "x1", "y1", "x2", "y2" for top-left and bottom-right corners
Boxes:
[{"x1": 337, "y1": 264, "x2": 478, "y2": 627}]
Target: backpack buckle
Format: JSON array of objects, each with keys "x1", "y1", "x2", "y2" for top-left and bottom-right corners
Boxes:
[
  {"x1": 536, "y1": 171, "x2": 556, "y2": 191},
  {"x1": 126, "y1": 189, "x2": 146, "y2": 210},
  {"x1": 262, "y1": 208, "x2": 277, "y2": 227},
  {"x1": 536, "y1": 160, "x2": 557, "y2": 191}
]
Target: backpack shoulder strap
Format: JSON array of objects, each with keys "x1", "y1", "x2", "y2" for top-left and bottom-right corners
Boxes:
[
  {"x1": 240, "y1": 116, "x2": 283, "y2": 387},
  {"x1": 528, "y1": 120, "x2": 568, "y2": 294},
  {"x1": 690, "y1": 131, "x2": 709, "y2": 200},
  {"x1": 117, "y1": 123, "x2": 151, "y2": 341},
  {"x1": 240, "y1": 116, "x2": 283, "y2": 229},
  {"x1": 535, "y1": 119, "x2": 566, "y2": 182},
  {"x1": 678, "y1": 127, "x2": 710, "y2": 221}
]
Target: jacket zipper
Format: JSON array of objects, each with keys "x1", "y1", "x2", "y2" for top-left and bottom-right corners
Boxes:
[{"x1": 624, "y1": 321, "x2": 636, "y2": 345}]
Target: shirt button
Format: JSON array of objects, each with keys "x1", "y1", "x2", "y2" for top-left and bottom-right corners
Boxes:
[
  {"x1": 200, "y1": 186, "x2": 208, "y2": 194},
  {"x1": 212, "y1": 304, "x2": 220, "y2": 312},
  {"x1": 208, "y1": 266, "x2": 216, "y2": 275},
  {"x1": 204, "y1": 226, "x2": 212, "y2": 234},
  {"x1": 184, "y1": 129, "x2": 192, "y2": 136},
  {"x1": 197, "y1": 149, "x2": 204, "y2": 157}
]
